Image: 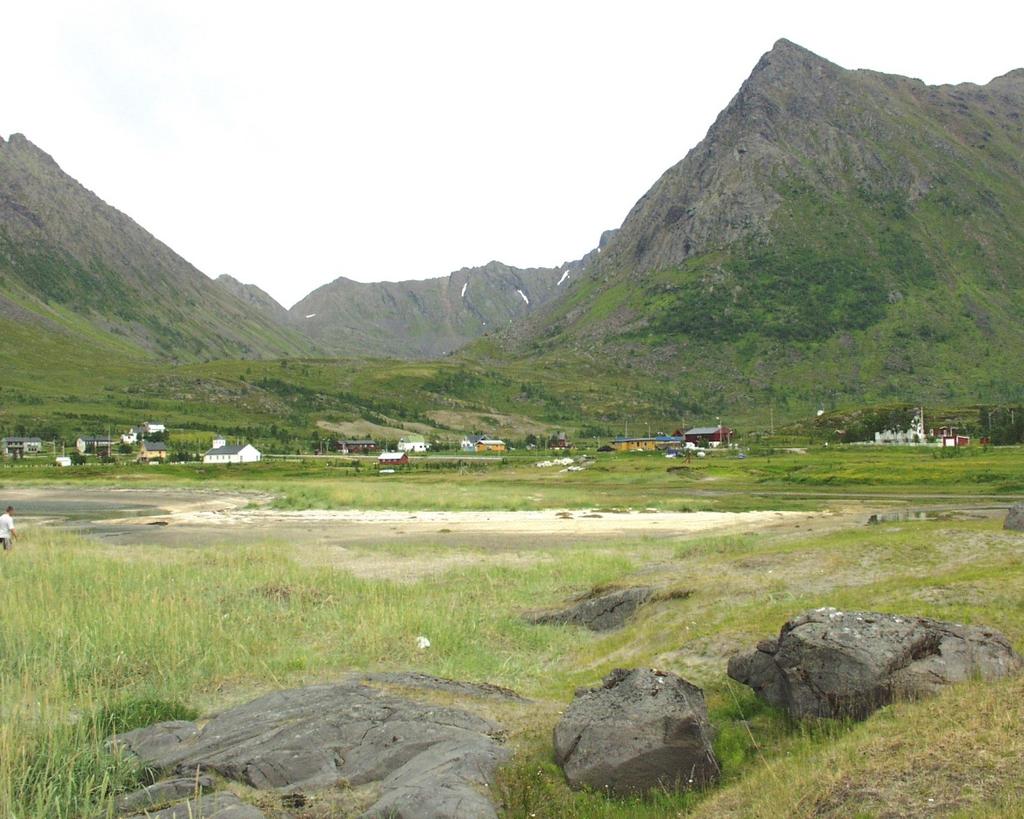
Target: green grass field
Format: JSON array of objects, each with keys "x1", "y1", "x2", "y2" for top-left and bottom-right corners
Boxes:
[
  {"x1": 4, "y1": 443, "x2": 1023, "y2": 510},
  {"x1": 1, "y1": 446, "x2": 1024, "y2": 816}
]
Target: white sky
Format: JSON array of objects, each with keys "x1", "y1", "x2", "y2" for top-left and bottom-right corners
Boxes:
[{"x1": 3, "y1": 1, "x2": 1022, "y2": 307}]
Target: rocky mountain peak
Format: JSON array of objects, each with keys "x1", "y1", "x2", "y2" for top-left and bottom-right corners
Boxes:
[
  {"x1": 588, "y1": 42, "x2": 843, "y2": 278},
  {"x1": 759, "y1": 38, "x2": 835, "y2": 70},
  {"x1": 2, "y1": 133, "x2": 60, "y2": 167},
  {"x1": 731, "y1": 39, "x2": 846, "y2": 124}
]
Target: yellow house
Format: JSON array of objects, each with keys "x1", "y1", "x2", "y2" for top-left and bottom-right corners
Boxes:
[
  {"x1": 611, "y1": 437, "x2": 658, "y2": 452},
  {"x1": 137, "y1": 441, "x2": 168, "y2": 462},
  {"x1": 475, "y1": 438, "x2": 507, "y2": 453}
]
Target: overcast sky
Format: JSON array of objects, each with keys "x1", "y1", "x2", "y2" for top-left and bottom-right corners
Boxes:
[{"x1": 4, "y1": 1, "x2": 1022, "y2": 307}]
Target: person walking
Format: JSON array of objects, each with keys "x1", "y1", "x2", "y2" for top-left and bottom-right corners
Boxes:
[{"x1": 0, "y1": 506, "x2": 16, "y2": 551}]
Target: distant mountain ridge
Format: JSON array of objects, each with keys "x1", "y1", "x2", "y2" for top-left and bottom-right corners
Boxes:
[
  {"x1": 214, "y1": 275, "x2": 292, "y2": 324},
  {"x1": 287, "y1": 257, "x2": 588, "y2": 358},
  {"x1": 0, "y1": 131, "x2": 592, "y2": 363}
]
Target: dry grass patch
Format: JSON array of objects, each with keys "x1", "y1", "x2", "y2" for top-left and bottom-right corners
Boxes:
[{"x1": 693, "y1": 676, "x2": 1024, "y2": 818}]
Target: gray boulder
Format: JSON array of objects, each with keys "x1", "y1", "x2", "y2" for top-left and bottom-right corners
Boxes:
[
  {"x1": 728, "y1": 607, "x2": 1023, "y2": 720},
  {"x1": 553, "y1": 668, "x2": 718, "y2": 795},
  {"x1": 1004, "y1": 503, "x2": 1024, "y2": 531},
  {"x1": 111, "y1": 680, "x2": 511, "y2": 818},
  {"x1": 525, "y1": 586, "x2": 657, "y2": 631}
]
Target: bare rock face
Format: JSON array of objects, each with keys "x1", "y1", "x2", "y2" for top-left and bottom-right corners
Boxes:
[
  {"x1": 123, "y1": 792, "x2": 264, "y2": 819},
  {"x1": 1004, "y1": 503, "x2": 1024, "y2": 531},
  {"x1": 355, "y1": 670, "x2": 531, "y2": 701},
  {"x1": 728, "y1": 608, "x2": 1023, "y2": 720},
  {"x1": 553, "y1": 668, "x2": 718, "y2": 795},
  {"x1": 111, "y1": 680, "x2": 511, "y2": 818},
  {"x1": 524, "y1": 586, "x2": 657, "y2": 631},
  {"x1": 115, "y1": 776, "x2": 214, "y2": 815}
]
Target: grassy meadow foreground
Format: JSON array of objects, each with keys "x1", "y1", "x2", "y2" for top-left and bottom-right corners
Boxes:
[{"x1": 1, "y1": 446, "x2": 1024, "y2": 816}]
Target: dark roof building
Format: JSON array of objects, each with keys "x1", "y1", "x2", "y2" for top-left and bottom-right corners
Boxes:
[
  {"x1": 207, "y1": 444, "x2": 245, "y2": 456},
  {"x1": 683, "y1": 426, "x2": 733, "y2": 445},
  {"x1": 2, "y1": 437, "x2": 43, "y2": 456},
  {"x1": 331, "y1": 439, "x2": 378, "y2": 453}
]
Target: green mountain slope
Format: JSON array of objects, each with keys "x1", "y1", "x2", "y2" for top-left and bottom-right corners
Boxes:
[
  {"x1": 0, "y1": 134, "x2": 316, "y2": 362},
  {"x1": 497, "y1": 40, "x2": 1024, "y2": 413}
]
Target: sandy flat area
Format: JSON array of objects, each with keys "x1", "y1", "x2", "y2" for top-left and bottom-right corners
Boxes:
[
  {"x1": 133, "y1": 506, "x2": 816, "y2": 536},
  {"x1": 4, "y1": 485, "x2": 831, "y2": 540}
]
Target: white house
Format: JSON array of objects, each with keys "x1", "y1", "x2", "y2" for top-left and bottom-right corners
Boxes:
[
  {"x1": 203, "y1": 443, "x2": 261, "y2": 464},
  {"x1": 398, "y1": 434, "x2": 429, "y2": 453},
  {"x1": 212, "y1": 435, "x2": 226, "y2": 449},
  {"x1": 142, "y1": 422, "x2": 166, "y2": 435},
  {"x1": 121, "y1": 426, "x2": 142, "y2": 445}
]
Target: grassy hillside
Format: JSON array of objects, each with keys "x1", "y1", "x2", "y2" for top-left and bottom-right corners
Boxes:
[
  {"x1": 0, "y1": 134, "x2": 316, "y2": 363},
  {"x1": 496, "y1": 42, "x2": 1024, "y2": 414}
]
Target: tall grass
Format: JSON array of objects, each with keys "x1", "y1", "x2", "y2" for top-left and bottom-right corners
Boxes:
[
  {"x1": 0, "y1": 529, "x2": 634, "y2": 816},
  {"x1": 4, "y1": 502, "x2": 1024, "y2": 815}
]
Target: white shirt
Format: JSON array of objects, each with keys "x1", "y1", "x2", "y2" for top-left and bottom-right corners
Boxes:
[{"x1": 0, "y1": 513, "x2": 13, "y2": 539}]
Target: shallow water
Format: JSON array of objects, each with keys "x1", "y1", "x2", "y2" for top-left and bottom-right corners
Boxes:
[{"x1": 865, "y1": 507, "x2": 1006, "y2": 525}]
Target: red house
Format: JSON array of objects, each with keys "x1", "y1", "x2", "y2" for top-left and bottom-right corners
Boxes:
[
  {"x1": 683, "y1": 425, "x2": 733, "y2": 447},
  {"x1": 378, "y1": 451, "x2": 409, "y2": 467}
]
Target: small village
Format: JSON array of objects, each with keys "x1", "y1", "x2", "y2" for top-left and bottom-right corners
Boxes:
[
  {"x1": 0, "y1": 418, "x2": 749, "y2": 467},
  {"x1": 0, "y1": 412, "x2": 992, "y2": 471}
]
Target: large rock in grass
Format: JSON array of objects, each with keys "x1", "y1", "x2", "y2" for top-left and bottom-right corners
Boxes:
[
  {"x1": 553, "y1": 668, "x2": 718, "y2": 795},
  {"x1": 112, "y1": 680, "x2": 511, "y2": 818},
  {"x1": 728, "y1": 608, "x2": 1023, "y2": 720},
  {"x1": 1004, "y1": 503, "x2": 1024, "y2": 531},
  {"x1": 524, "y1": 585, "x2": 690, "y2": 632},
  {"x1": 525, "y1": 586, "x2": 656, "y2": 631}
]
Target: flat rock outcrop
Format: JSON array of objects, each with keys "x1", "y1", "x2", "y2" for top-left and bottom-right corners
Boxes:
[
  {"x1": 357, "y1": 670, "x2": 530, "y2": 701},
  {"x1": 1004, "y1": 503, "x2": 1024, "y2": 531},
  {"x1": 525, "y1": 586, "x2": 658, "y2": 631},
  {"x1": 116, "y1": 776, "x2": 213, "y2": 815},
  {"x1": 728, "y1": 607, "x2": 1023, "y2": 720},
  {"x1": 124, "y1": 791, "x2": 264, "y2": 819},
  {"x1": 112, "y1": 680, "x2": 511, "y2": 818},
  {"x1": 553, "y1": 668, "x2": 718, "y2": 795}
]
